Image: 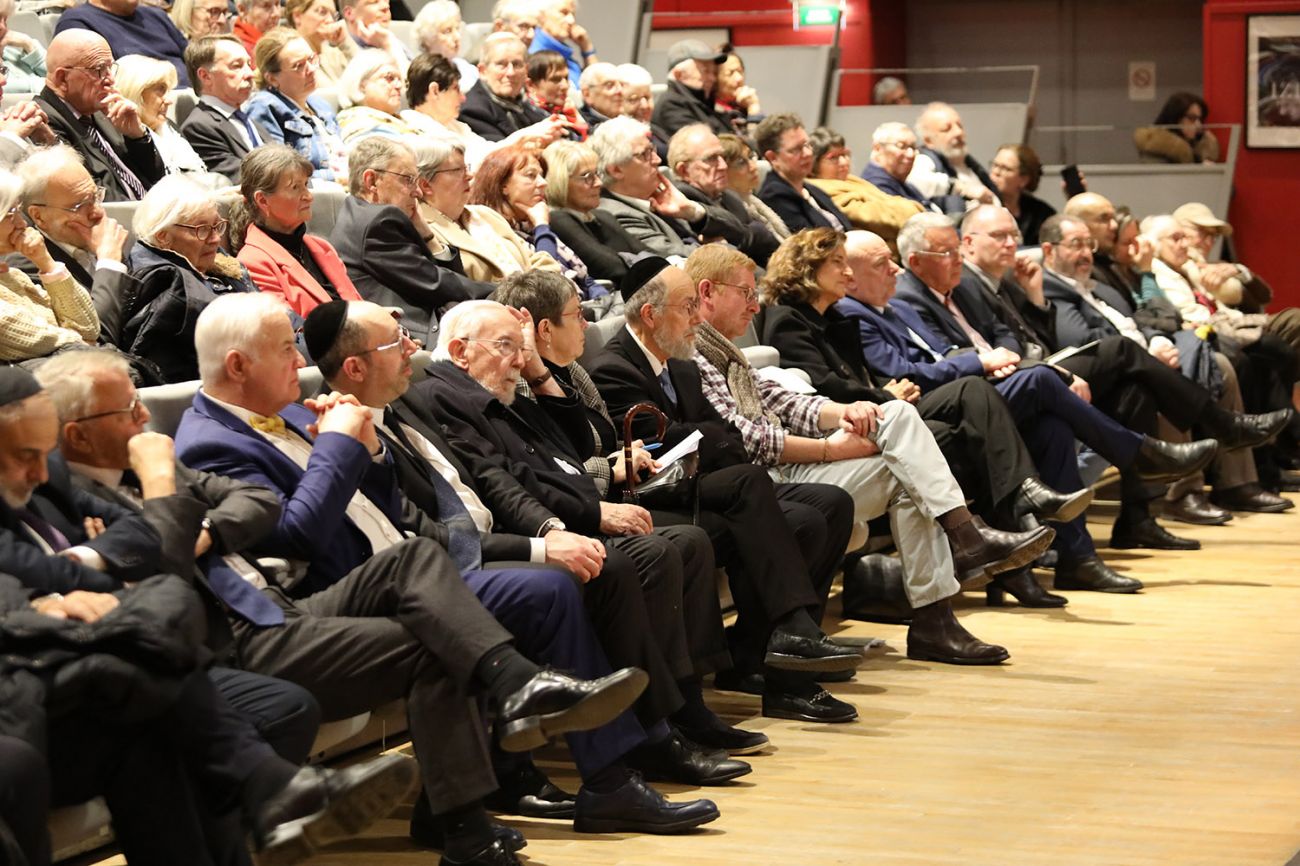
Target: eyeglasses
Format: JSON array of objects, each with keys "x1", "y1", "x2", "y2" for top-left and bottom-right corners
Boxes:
[
  {"x1": 359, "y1": 325, "x2": 413, "y2": 354},
  {"x1": 913, "y1": 248, "x2": 961, "y2": 262},
  {"x1": 989, "y1": 160, "x2": 1019, "y2": 174},
  {"x1": 467, "y1": 337, "x2": 526, "y2": 358},
  {"x1": 175, "y1": 219, "x2": 229, "y2": 240},
  {"x1": 286, "y1": 54, "x2": 320, "y2": 75},
  {"x1": 197, "y1": 6, "x2": 232, "y2": 19},
  {"x1": 726, "y1": 154, "x2": 755, "y2": 168},
  {"x1": 33, "y1": 186, "x2": 106, "y2": 216},
  {"x1": 882, "y1": 141, "x2": 917, "y2": 154},
  {"x1": 778, "y1": 141, "x2": 813, "y2": 156},
  {"x1": 376, "y1": 168, "x2": 419, "y2": 187},
  {"x1": 1059, "y1": 237, "x2": 1099, "y2": 252},
  {"x1": 0, "y1": 64, "x2": 10, "y2": 76},
  {"x1": 573, "y1": 169, "x2": 599, "y2": 186},
  {"x1": 630, "y1": 145, "x2": 657, "y2": 163},
  {"x1": 70, "y1": 62, "x2": 115, "y2": 82},
  {"x1": 71, "y1": 393, "x2": 144, "y2": 423},
  {"x1": 967, "y1": 229, "x2": 1022, "y2": 245},
  {"x1": 429, "y1": 164, "x2": 467, "y2": 179},
  {"x1": 660, "y1": 297, "x2": 700, "y2": 315},
  {"x1": 713, "y1": 281, "x2": 758, "y2": 304},
  {"x1": 0, "y1": 206, "x2": 21, "y2": 222},
  {"x1": 690, "y1": 152, "x2": 727, "y2": 166}
]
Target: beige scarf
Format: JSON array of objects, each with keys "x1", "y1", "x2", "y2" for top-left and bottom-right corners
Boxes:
[{"x1": 693, "y1": 321, "x2": 770, "y2": 421}]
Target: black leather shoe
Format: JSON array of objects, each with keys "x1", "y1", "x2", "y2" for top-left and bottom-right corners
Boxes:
[
  {"x1": 906, "y1": 599, "x2": 1009, "y2": 665},
  {"x1": 948, "y1": 517, "x2": 1055, "y2": 582},
  {"x1": 498, "y1": 667, "x2": 648, "y2": 753},
  {"x1": 483, "y1": 762, "x2": 576, "y2": 819},
  {"x1": 841, "y1": 553, "x2": 913, "y2": 624},
  {"x1": 412, "y1": 808, "x2": 526, "y2": 854},
  {"x1": 1110, "y1": 517, "x2": 1200, "y2": 550},
  {"x1": 439, "y1": 838, "x2": 521, "y2": 866},
  {"x1": 254, "y1": 754, "x2": 418, "y2": 866},
  {"x1": 712, "y1": 667, "x2": 764, "y2": 695},
  {"x1": 675, "y1": 719, "x2": 770, "y2": 756},
  {"x1": 761, "y1": 686, "x2": 858, "y2": 723},
  {"x1": 1211, "y1": 483, "x2": 1295, "y2": 513},
  {"x1": 1054, "y1": 556, "x2": 1143, "y2": 593},
  {"x1": 1012, "y1": 477, "x2": 1094, "y2": 524},
  {"x1": 1211, "y1": 408, "x2": 1292, "y2": 452},
  {"x1": 986, "y1": 567, "x2": 1068, "y2": 608},
  {"x1": 1132, "y1": 436, "x2": 1218, "y2": 483},
  {"x1": 573, "y1": 773, "x2": 719, "y2": 834},
  {"x1": 1163, "y1": 491, "x2": 1232, "y2": 525},
  {"x1": 815, "y1": 668, "x2": 856, "y2": 683},
  {"x1": 764, "y1": 628, "x2": 863, "y2": 673},
  {"x1": 627, "y1": 731, "x2": 751, "y2": 785}
]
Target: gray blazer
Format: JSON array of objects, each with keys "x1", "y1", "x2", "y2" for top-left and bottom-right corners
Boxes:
[{"x1": 596, "y1": 189, "x2": 699, "y2": 259}]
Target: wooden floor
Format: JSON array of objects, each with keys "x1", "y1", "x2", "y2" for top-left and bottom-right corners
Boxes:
[{"x1": 96, "y1": 500, "x2": 1300, "y2": 866}]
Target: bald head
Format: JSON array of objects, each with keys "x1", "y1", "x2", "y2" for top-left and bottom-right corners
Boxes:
[
  {"x1": 46, "y1": 30, "x2": 116, "y2": 113},
  {"x1": 844, "y1": 230, "x2": 899, "y2": 308},
  {"x1": 1064, "y1": 192, "x2": 1119, "y2": 253},
  {"x1": 916, "y1": 102, "x2": 966, "y2": 160}
]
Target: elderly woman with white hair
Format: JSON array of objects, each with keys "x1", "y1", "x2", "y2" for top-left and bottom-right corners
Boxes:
[
  {"x1": 0, "y1": 169, "x2": 99, "y2": 363},
  {"x1": 112, "y1": 54, "x2": 212, "y2": 178},
  {"x1": 413, "y1": 0, "x2": 477, "y2": 91},
  {"x1": 124, "y1": 176, "x2": 261, "y2": 382},
  {"x1": 335, "y1": 48, "x2": 416, "y2": 143},
  {"x1": 168, "y1": 0, "x2": 234, "y2": 39},
  {"x1": 0, "y1": 0, "x2": 47, "y2": 93}
]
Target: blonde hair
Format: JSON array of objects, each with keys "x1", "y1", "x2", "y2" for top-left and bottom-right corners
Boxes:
[
  {"x1": 112, "y1": 55, "x2": 178, "y2": 117},
  {"x1": 254, "y1": 26, "x2": 304, "y2": 89},
  {"x1": 542, "y1": 139, "x2": 595, "y2": 209}
]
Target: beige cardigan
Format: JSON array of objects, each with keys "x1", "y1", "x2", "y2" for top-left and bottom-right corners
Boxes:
[
  {"x1": 0, "y1": 266, "x2": 99, "y2": 362},
  {"x1": 419, "y1": 202, "x2": 560, "y2": 283}
]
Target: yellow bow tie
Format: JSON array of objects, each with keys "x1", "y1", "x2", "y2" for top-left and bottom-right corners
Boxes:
[{"x1": 249, "y1": 413, "x2": 286, "y2": 436}]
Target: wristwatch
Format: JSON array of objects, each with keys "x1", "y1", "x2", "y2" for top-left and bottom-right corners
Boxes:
[{"x1": 537, "y1": 517, "x2": 566, "y2": 537}]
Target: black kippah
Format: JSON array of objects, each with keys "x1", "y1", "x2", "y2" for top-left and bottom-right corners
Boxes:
[
  {"x1": 0, "y1": 366, "x2": 41, "y2": 408},
  {"x1": 302, "y1": 300, "x2": 350, "y2": 364},
  {"x1": 621, "y1": 255, "x2": 673, "y2": 298}
]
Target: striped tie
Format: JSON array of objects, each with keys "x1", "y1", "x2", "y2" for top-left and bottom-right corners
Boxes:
[{"x1": 84, "y1": 119, "x2": 146, "y2": 200}]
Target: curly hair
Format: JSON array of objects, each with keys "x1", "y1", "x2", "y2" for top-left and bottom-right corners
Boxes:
[
  {"x1": 469, "y1": 144, "x2": 546, "y2": 223},
  {"x1": 760, "y1": 227, "x2": 844, "y2": 306}
]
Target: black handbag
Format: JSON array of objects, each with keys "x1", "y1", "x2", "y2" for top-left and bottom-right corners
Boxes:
[{"x1": 622, "y1": 402, "x2": 699, "y2": 514}]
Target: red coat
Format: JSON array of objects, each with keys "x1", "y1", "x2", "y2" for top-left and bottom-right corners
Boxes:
[{"x1": 238, "y1": 224, "x2": 362, "y2": 317}]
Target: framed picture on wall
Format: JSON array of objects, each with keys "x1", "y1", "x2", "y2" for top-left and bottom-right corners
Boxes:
[{"x1": 1246, "y1": 14, "x2": 1300, "y2": 148}]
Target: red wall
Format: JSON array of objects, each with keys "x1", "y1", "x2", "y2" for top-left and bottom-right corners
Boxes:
[{"x1": 1204, "y1": 0, "x2": 1300, "y2": 307}]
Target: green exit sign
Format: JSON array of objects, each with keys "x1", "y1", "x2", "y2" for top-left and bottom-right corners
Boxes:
[{"x1": 797, "y1": 4, "x2": 840, "y2": 26}]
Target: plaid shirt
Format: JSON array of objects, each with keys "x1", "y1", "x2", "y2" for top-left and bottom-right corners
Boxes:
[{"x1": 693, "y1": 351, "x2": 828, "y2": 466}]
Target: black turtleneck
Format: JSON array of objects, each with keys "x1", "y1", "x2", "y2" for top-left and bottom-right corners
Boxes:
[{"x1": 261, "y1": 223, "x2": 337, "y2": 299}]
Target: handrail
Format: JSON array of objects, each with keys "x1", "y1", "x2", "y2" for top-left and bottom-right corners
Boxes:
[{"x1": 833, "y1": 64, "x2": 1040, "y2": 109}]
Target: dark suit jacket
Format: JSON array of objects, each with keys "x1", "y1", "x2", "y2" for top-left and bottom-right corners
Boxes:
[
  {"x1": 893, "y1": 269, "x2": 1018, "y2": 353},
  {"x1": 180, "y1": 100, "x2": 274, "y2": 183},
  {"x1": 860, "y1": 162, "x2": 933, "y2": 208},
  {"x1": 402, "y1": 361, "x2": 607, "y2": 535},
  {"x1": 586, "y1": 326, "x2": 750, "y2": 473},
  {"x1": 328, "y1": 195, "x2": 492, "y2": 345},
  {"x1": 0, "y1": 453, "x2": 162, "y2": 593},
  {"x1": 1041, "y1": 270, "x2": 1124, "y2": 348},
  {"x1": 831, "y1": 294, "x2": 985, "y2": 392},
  {"x1": 757, "y1": 169, "x2": 850, "y2": 234},
  {"x1": 549, "y1": 208, "x2": 650, "y2": 283},
  {"x1": 650, "y1": 80, "x2": 732, "y2": 139},
  {"x1": 753, "y1": 301, "x2": 892, "y2": 404},
  {"x1": 674, "y1": 181, "x2": 779, "y2": 266},
  {"x1": 459, "y1": 80, "x2": 549, "y2": 142},
  {"x1": 36, "y1": 87, "x2": 166, "y2": 202},
  {"x1": 957, "y1": 264, "x2": 1052, "y2": 356}
]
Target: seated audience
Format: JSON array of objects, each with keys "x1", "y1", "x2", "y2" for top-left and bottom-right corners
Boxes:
[
  {"x1": 528, "y1": 48, "x2": 586, "y2": 139},
  {"x1": 462, "y1": 32, "x2": 565, "y2": 143},
  {"x1": 416, "y1": 137, "x2": 562, "y2": 283},
  {"x1": 616, "y1": 63, "x2": 660, "y2": 148},
  {"x1": 402, "y1": 51, "x2": 496, "y2": 172},
  {"x1": 544, "y1": 138, "x2": 650, "y2": 284},
  {"x1": 329, "y1": 136, "x2": 492, "y2": 342},
  {"x1": 37, "y1": 30, "x2": 166, "y2": 201},
  {"x1": 232, "y1": 144, "x2": 362, "y2": 315},
  {"x1": 713, "y1": 45, "x2": 759, "y2": 134},
  {"x1": 55, "y1": 0, "x2": 190, "y2": 87},
  {"x1": 652, "y1": 38, "x2": 730, "y2": 139},
  {"x1": 529, "y1": 0, "x2": 593, "y2": 86},
  {"x1": 907, "y1": 102, "x2": 996, "y2": 211},
  {"x1": 592, "y1": 115, "x2": 721, "y2": 259},
  {"x1": 859, "y1": 121, "x2": 937, "y2": 211},
  {"x1": 111, "y1": 55, "x2": 210, "y2": 178},
  {"x1": 491, "y1": 0, "x2": 537, "y2": 46},
  {"x1": 872, "y1": 75, "x2": 910, "y2": 105},
  {"x1": 169, "y1": 0, "x2": 233, "y2": 38},
  {"x1": 233, "y1": 0, "x2": 283, "y2": 63},
  {"x1": 245, "y1": 27, "x2": 349, "y2": 183},
  {"x1": 340, "y1": 0, "x2": 410, "y2": 70},
  {"x1": 668, "y1": 123, "x2": 779, "y2": 265},
  {"x1": 805, "y1": 125, "x2": 923, "y2": 252},
  {"x1": 181, "y1": 35, "x2": 271, "y2": 184},
  {"x1": 988, "y1": 143, "x2": 1055, "y2": 245},
  {"x1": 414, "y1": 0, "x2": 477, "y2": 90},
  {"x1": 0, "y1": 0, "x2": 48, "y2": 93},
  {"x1": 0, "y1": 169, "x2": 99, "y2": 363},
  {"x1": 719, "y1": 132, "x2": 790, "y2": 242},
  {"x1": 754, "y1": 112, "x2": 850, "y2": 234},
  {"x1": 123, "y1": 175, "x2": 257, "y2": 382},
  {"x1": 1136, "y1": 92, "x2": 1219, "y2": 164},
  {"x1": 335, "y1": 48, "x2": 415, "y2": 142},
  {"x1": 577, "y1": 61, "x2": 623, "y2": 129},
  {"x1": 1174, "y1": 201, "x2": 1271, "y2": 314},
  {"x1": 287, "y1": 0, "x2": 355, "y2": 88}
]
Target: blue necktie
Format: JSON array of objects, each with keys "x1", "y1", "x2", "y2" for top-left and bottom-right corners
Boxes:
[
  {"x1": 199, "y1": 554, "x2": 286, "y2": 627},
  {"x1": 231, "y1": 108, "x2": 262, "y2": 148},
  {"x1": 17, "y1": 507, "x2": 70, "y2": 552},
  {"x1": 658, "y1": 367, "x2": 678, "y2": 408}
]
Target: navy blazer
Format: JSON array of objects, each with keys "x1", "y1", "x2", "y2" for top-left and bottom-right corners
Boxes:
[
  {"x1": 175, "y1": 392, "x2": 405, "y2": 597},
  {"x1": 893, "y1": 269, "x2": 1018, "y2": 353},
  {"x1": 1041, "y1": 270, "x2": 1124, "y2": 348},
  {"x1": 832, "y1": 295, "x2": 985, "y2": 392},
  {"x1": 757, "y1": 169, "x2": 850, "y2": 234},
  {"x1": 860, "y1": 162, "x2": 934, "y2": 209}
]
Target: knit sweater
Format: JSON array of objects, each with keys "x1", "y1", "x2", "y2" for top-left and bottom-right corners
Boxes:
[{"x1": 0, "y1": 266, "x2": 99, "y2": 361}]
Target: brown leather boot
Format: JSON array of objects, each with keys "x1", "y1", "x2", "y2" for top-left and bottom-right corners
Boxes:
[
  {"x1": 947, "y1": 516, "x2": 1055, "y2": 583},
  {"x1": 906, "y1": 599, "x2": 1010, "y2": 665}
]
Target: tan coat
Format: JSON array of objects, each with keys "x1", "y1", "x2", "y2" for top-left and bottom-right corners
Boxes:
[
  {"x1": 0, "y1": 267, "x2": 99, "y2": 362},
  {"x1": 419, "y1": 202, "x2": 560, "y2": 283},
  {"x1": 806, "y1": 175, "x2": 924, "y2": 252}
]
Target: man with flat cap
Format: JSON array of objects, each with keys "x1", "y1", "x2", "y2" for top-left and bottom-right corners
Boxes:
[{"x1": 652, "y1": 38, "x2": 733, "y2": 140}]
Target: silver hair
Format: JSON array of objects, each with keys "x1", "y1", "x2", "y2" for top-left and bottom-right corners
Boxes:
[
  {"x1": 897, "y1": 212, "x2": 954, "y2": 263},
  {"x1": 194, "y1": 293, "x2": 294, "y2": 386},
  {"x1": 871, "y1": 121, "x2": 913, "y2": 147},
  {"x1": 432, "y1": 299, "x2": 507, "y2": 360},
  {"x1": 16, "y1": 144, "x2": 85, "y2": 208},
  {"x1": 479, "y1": 31, "x2": 525, "y2": 64},
  {"x1": 578, "y1": 61, "x2": 616, "y2": 92},
  {"x1": 336, "y1": 48, "x2": 397, "y2": 110},
  {"x1": 347, "y1": 136, "x2": 414, "y2": 196},
  {"x1": 491, "y1": 0, "x2": 531, "y2": 21},
  {"x1": 409, "y1": 134, "x2": 466, "y2": 179},
  {"x1": 1140, "y1": 214, "x2": 1178, "y2": 239},
  {"x1": 133, "y1": 175, "x2": 216, "y2": 245},
  {"x1": 588, "y1": 115, "x2": 649, "y2": 185},
  {"x1": 34, "y1": 348, "x2": 131, "y2": 422},
  {"x1": 413, "y1": 0, "x2": 461, "y2": 53},
  {"x1": 0, "y1": 170, "x2": 24, "y2": 219},
  {"x1": 872, "y1": 76, "x2": 904, "y2": 103},
  {"x1": 615, "y1": 62, "x2": 652, "y2": 88},
  {"x1": 111, "y1": 55, "x2": 179, "y2": 108},
  {"x1": 623, "y1": 270, "x2": 671, "y2": 326},
  {"x1": 915, "y1": 101, "x2": 956, "y2": 139}
]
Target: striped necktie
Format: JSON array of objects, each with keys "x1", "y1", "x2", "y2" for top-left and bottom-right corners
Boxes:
[{"x1": 82, "y1": 118, "x2": 146, "y2": 200}]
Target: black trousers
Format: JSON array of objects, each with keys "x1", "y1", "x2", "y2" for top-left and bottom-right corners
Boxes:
[
  {"x1": 209, "y1": 666, "x2": 321, "y2": 766},
  {"x1": 0, "y1": 735, "x2": 49, "y2": 866}
]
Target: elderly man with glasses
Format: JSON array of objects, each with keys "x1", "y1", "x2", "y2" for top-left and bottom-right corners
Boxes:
[{"x1": 35, "y1": 30, "x2": 166, "y2": 202}]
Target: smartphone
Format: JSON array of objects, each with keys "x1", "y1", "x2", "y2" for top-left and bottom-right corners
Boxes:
[{"x1": 1061, "y1": 164, "x2": 1086, "y2": 198}]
